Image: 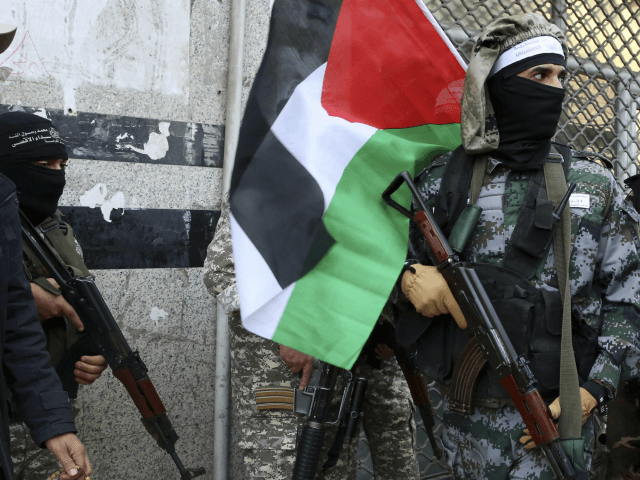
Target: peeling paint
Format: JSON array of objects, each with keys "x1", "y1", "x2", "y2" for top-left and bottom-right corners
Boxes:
[
  {"x1": 120, "y1": 122, "x2": 170, "y2": 160},
  {"x1": 79, "y1": 183, "x2": 126, "y2": 222},
  {"x1": 149, "y1": 306, "x2": 169, "y2": 327},
  {"x1": 33, "y1": 108, "x2": 48, "y2": 119},
  {"x1": 183, "y1": 210, "x2": 191, "y2": 237}
]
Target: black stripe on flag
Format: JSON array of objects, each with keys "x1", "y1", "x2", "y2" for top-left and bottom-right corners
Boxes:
[
  {"x1": 59, "y1": 206, "x2": 220, "y2": 269},
  {"x1": 230, "y1": 0, "x2": 341, "y2": 288},
  {"x1": 232, "y1": 131, "x2": 335, "y2": 287}
]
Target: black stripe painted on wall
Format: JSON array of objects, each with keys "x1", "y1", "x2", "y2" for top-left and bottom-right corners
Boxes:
[
  {"x1": 0, "y1": 105, "x2": 224, "y2": 167},
  {"x1": 58, "y1": 206, "x2": 220, "y2": 270}
]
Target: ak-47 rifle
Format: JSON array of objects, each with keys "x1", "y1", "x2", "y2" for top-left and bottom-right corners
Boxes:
[
  {"x1": 20, "y1": 210, "x2": 205, "y2": 480},
  {"x1": 291, "y1": 359, "x2": 367, "y2": 480},
  {"x1": 382, "y1": 171, "x2": 578, "y2": 480}
]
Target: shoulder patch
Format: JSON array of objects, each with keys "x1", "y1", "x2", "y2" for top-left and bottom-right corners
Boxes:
[{"x1": 572, "y1": 149, "x2": 614, "y2": 171}]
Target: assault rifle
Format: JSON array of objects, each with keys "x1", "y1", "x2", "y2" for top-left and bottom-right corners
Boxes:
[
  {"x1": 20, "y1": 210, "x2": 206, "y2": 480},
  {"x1": 291, "y1": 359, "x2": 367, "y2": 480},
  {"x1": 382, "y1": 171, "x2": 578, "y2": 480}
]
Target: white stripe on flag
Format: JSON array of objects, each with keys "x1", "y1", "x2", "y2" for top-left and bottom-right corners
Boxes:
[
  {"x1": 271, "y1": 63, "x2": 378, "y2": 213},
  {"x1": 230, "y1": 212, "x2": 294, "y2": 338}
]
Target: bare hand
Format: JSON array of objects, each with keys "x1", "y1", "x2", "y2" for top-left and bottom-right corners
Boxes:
[
  {"x1": 75, "y1": 355, "x2": 108, "y2": 385},
  {"x1": 279, "y1": 345, "x2": 313, "y2": 390},
  {"x1": 374, "y1": 343, "x2": 394, "y2": 360},
  {"x1": 30, "y1": 279, "x2": 84, "y2": 331},
  {"x1": 45, "y1": 433, "x2": 92, "y2": 479}
]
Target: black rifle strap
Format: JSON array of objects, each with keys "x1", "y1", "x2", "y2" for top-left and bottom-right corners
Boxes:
[
  {"x1": 322, "y1": 425, "x2": 347, "y2": 471},
  {"x1": 432, "y1": 145, "x2": 476, "y2": 238}
]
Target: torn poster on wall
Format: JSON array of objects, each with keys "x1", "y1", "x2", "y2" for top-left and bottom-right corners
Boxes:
[{"x1": 0, "y1": 0, "x2": 190, "y2": 96}]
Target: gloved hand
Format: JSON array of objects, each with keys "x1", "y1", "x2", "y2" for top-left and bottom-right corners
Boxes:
[
  {"x1": 519, "y1": 387, "x2": 597, "y2": 450},
  {"x1": 401, "y1": 264, "x2": 467, "y2": 329}
]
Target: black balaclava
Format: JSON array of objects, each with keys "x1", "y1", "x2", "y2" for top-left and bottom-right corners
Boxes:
[
  {"x1": 487, "y1": 52, "x2": 566, "y2": 171},
  {"x1": 0, "y1": 111, "x2": 68, "y2": 225}
]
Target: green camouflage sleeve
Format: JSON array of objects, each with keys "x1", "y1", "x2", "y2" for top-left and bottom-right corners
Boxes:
[
  {"x1": 203, "y1": 192, "x2": 240, "y2": 314},
  {"x1": 587, "y1": 178, "x2": 640, "y2": 394}
]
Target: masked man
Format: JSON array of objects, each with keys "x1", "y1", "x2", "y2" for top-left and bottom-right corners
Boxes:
[
  {"x1": 0, "y1": 109, "x2": 105, "y2": 479},
  {"x1": 204, "y1": 194, "x2": 419, "y2": 480},
  {"x1": 395, "y1": 13, "x2": 640, "y2": 479}
]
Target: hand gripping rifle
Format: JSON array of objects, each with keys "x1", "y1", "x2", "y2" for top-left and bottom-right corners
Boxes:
[
  {"x1": 291, "y1": 359, "x2": 367, "y2": 480},
  {"x1": 20, "y1": 210, "x2": 205, "y2": 480},
  {"x1": 382, "y1": 171, "x2": 577, "y2": 480}
]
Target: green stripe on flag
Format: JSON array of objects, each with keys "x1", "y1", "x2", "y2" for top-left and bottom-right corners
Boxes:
[{"x1": 273, "y1": 123, "x2": 461, "y2": 368}]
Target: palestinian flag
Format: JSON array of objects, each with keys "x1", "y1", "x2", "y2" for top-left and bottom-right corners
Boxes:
[{"x1": 230, "y1": 0, "x2": 466, "y2": 368}]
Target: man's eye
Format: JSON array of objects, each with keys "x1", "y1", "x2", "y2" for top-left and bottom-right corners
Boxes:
[
  {"x1": 533, "y1": 73, "x2": 544, "y2": 80},
  {"x1": 61, "y1": 162, "x2": 68, "y2": 170}
]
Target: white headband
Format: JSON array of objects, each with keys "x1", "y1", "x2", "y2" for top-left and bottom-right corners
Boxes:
[{"x1": 489, "y1": 36, "x2": 564, "y2": 78}]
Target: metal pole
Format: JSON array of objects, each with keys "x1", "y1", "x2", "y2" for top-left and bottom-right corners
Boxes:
[
  {"x1": 615, "y1": 80, "x2": 638, "y2": 186},
  {"x1": 221, "y1": 0, "x2": 246, "y2": 195},
  {"x1": 214, "y1": 0, "x2": 246, "y2": 476},
  {"x1": 550, "y1": 0, "x2": 567, "y2": 34}
]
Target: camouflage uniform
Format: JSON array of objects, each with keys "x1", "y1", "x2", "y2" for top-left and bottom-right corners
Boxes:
[
  {"x1": 204, "y1": 193, "x2": 419, "y2": 479},
  {"x1": 590, "y1": 197, "x2": 640, "y2": 480},
  {"x1": 408, "y1": 152, "x2": 640, "y2": 479},
  {"x1": 10, "y1": 212, "x2": 88, "y2": 480}
]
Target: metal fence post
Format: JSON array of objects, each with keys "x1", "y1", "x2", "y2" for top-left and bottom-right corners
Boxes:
[{"x1": 615, "y1": 80, "x2": 638, "y2": 183}]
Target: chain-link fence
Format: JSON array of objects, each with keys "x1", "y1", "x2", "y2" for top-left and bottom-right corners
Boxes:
[
  {"x1": 425, "y1": 0, "x2": 640, "y2": 188},
  {"x1": 354, "y1": 2, "x2": 640, "y2": 478}
]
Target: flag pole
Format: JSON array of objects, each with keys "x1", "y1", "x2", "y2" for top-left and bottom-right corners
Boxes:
[{"x1": 214, "y1": 0, "x2": 246, "y2": 475}]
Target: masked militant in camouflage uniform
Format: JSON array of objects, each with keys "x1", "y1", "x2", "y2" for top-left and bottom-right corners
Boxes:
[
  {"x1": 396, "y1": 13, "x2": 640, "y2": 479},
  {"x1": 204, "y1": 193, "x2": 419, "y2": 480},
  {"x1": 590, "y1": 188, "x2": 640, "y2": 480},
  {"x1": 0, "y1": 111, "x2": 108, "y2": 480}
]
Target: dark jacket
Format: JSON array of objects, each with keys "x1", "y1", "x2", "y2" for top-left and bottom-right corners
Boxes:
[{"x1": 0, "y1": 174, "x2": 75, "y2": 475}]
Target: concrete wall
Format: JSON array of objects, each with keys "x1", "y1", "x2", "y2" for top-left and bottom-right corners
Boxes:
[{"x1": 0, "y1": 1, "x2": 271, "y2": 478}]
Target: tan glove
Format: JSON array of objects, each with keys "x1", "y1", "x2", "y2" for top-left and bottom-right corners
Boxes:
[
  {"x1": 519, "y1": 387, "x2": 597, "y2": 450},
  {"x1": 401, "y1": 264, "x2": 467, "y2": 329}
]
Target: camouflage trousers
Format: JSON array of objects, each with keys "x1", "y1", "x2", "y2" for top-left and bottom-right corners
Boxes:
[
  {"x1": 439, "y1": 394, "x2": 594, "y2": 480},
  {"x1": 229, "y1": 312, "x2": 419, "y2": 480}
]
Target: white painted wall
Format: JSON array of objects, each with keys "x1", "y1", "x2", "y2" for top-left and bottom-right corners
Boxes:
[{"x1": 0, "y1": 1, "x2": 273, "y2": 478}]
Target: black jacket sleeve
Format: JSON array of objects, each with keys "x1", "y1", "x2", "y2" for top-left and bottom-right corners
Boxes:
[{"x1": 0, "y1": 175, "x2": 76, "y2": 447}]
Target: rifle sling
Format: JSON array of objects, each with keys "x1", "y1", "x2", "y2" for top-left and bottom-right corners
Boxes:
[{"x1": 543, "y1": 161, "x2": 582, "y2": 438}]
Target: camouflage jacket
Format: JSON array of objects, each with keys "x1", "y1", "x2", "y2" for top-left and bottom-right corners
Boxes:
[
  {"x1": 409, "y1": 152, "x2": 640, "y2": 396},
  {"x1": 22, "y1": 212, "x2": 88, "y2": 369},
  {"x1": 203, "y1": 192, "x2": 240, "y2": 314}
]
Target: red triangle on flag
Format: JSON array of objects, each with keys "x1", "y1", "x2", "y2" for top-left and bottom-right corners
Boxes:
[{"x1": 321, "y1": 0, "x2": 466, "y2": 129}]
